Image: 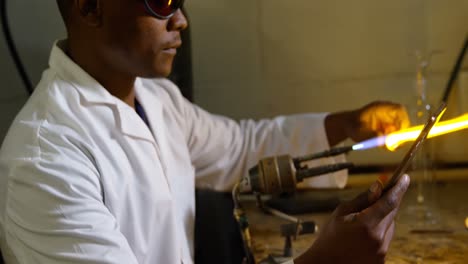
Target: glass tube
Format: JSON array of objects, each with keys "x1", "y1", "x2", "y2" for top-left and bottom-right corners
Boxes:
[{"x1": 408, "y1": 50, "x2": 439, "y2": 228}]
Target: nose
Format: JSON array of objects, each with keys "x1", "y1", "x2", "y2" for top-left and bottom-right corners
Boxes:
[{"x1": 168, "y1": 9, "x2": 188, "y2": 32}]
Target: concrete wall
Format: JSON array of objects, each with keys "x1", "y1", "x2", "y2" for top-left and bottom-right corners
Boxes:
[
  {"x1": 186, "y1": 0, "x2": 468, "y2": 165},
  {"x1": 0, "y1": 0, "x2": 467, "y2": 165},
  {"x1": 0, "y1": 0, "x2": 66, "y2": 139}
]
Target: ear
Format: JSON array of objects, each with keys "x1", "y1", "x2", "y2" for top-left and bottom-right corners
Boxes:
[{"x1": 75, "y1": 0, "x2": 102, "y2": 27}]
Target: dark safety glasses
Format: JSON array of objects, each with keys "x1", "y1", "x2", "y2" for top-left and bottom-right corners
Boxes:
[{"x1": 143, "y1": 0, "x2": 185, "y2": 19}]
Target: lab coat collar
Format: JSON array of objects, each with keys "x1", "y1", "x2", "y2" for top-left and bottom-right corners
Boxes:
[
  {"x1": 49, "y1": 40, "x2": 117, "y2": 106},
  {"x1": 49, "y1": 40, "x2": 156, "y2": 143}
]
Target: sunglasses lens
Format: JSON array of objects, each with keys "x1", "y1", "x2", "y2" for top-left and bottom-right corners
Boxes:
[{"x1": 146, "y1": 0, "x2": 183, "y2": 17}]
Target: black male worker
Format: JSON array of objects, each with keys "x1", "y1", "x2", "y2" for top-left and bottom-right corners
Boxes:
[{"x1": 0, "y1": 0, "x2": 411, "y2": 263}]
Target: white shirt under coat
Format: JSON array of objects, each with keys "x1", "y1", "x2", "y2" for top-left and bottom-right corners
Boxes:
[{"x1": 0, "y1": 42, "x2": 347, "y2": 264}]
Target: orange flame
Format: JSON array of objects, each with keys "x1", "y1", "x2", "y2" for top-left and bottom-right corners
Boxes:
[{"x1": 385, "y1": 112, "x2": 468, "y2": 151}]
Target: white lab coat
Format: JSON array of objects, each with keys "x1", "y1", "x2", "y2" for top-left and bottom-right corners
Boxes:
[{"x1": 0, "y1": 42, "x2": 346, "y2": 264}]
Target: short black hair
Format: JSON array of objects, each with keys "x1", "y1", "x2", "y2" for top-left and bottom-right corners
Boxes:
[{"x1": 56, "y1": 0, "x2": 72, "y2": 26}]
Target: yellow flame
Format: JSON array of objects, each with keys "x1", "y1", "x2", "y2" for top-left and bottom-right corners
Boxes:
[{"x1": 385, "y1": 112, "x2": 468, "y2": 151}]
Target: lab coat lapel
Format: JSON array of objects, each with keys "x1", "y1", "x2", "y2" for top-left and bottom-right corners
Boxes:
[
  {"x1": 76, "y1": 86, "x2": 156, "y2": 143},
  {"x1": 115, "y1": 104, "x2": 157, "y2": 143},
  {"x1": 134, "y1": 81, "x2": 166, "y2": 148},
  {"x1": 68, "y1": 78, "x2": 156, "y2": 143},
  {"x1": 134, "y1": 82, "x2": 173, "y2": 185}
]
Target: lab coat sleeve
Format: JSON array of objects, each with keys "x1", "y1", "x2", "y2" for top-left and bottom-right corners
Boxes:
[
  {"x1": 1, "y1": 126, "x2": 139, "y2": 264},
  {"x1": 174, "y1": 89, "x2": 347, "y2": 191}
]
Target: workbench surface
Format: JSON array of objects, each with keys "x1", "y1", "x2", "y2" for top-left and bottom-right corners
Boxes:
[{"x1": 246, "y1": 181, "x2": 468, "y2": 263}]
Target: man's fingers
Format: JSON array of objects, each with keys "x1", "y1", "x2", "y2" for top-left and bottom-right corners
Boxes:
[
  {"x1": 337, "y1": 180, "x2": 383, "y2": 216},
  {"x1": 359, "y1": 174, "x2": 410, "y2": 226},
  {"x1": 363, "y1": 102, "x2": 410, "y2": 134},
  {"x1": 337, "y1": 192, "x2": 370, "y2": 216},
  {"x1": 368, "y1": 180, "x2": 383, "y2": 204},
  {"x1": 380, "y1": 221, "x2": 395, "y2": 254},
  {"x1": 376, "y1": 208, "x2": 398, "y2": 241}
]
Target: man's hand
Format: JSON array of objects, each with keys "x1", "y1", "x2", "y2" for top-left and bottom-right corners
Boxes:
[
  {"x1": 295, "y1": 174, "x2": 410, "y2": 264},
  {"x1": 347, "y1": 101, "x2": 410, "y2": 142},
  {"x1": 325, "y1": 101, "x2": 410, "y2": 146}
]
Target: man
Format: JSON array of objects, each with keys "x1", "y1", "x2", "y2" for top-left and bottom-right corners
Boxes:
[{"x1": 0, "y1": 0, "x2": 410, "y2": 263}]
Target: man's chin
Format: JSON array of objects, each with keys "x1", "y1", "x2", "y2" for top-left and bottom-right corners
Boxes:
[{"x1": 140, "y1": 67, "x2": 173, "y2": 79}]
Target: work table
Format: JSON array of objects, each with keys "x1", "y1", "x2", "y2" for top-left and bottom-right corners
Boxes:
[{"x1": 245, "y1": 179, "x2": 468, "y2": 263}]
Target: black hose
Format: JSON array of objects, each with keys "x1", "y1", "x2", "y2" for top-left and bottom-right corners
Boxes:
[
  {"x1": 441, "y1": 35, "x2": 468, "y2": 104},
  {"x1": 1, "y1": 0, "x2": 33, "y2": 95}
]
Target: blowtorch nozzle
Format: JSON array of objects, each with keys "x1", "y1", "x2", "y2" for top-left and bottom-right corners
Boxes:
[
  {"x1": 295, "y1": 162, "x2": 354, "y2": 181},
  {"x1": 294, "y1": 145, "x2": 353, "y2": 164}
]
